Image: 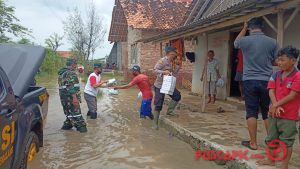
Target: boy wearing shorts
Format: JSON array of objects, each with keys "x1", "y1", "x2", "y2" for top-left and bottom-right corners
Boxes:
[{"x1": 257, "y1": 46, "x2": 300, "y2": 169}]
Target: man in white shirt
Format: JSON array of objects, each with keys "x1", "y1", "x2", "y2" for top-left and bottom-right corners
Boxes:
[{"x1": 84, "y1": 64, "x2": 108, "y2": 119}]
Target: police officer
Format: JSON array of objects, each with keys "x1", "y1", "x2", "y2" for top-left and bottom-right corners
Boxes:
[
  {"x1": 153, "y1": 46, "x2": 182, "y2": 130},
  {"x1": 58, "y1": 59, "x2": 87, "y2": 133}
]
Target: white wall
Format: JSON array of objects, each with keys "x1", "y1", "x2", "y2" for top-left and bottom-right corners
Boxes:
[
  {"x1": 127, "y1": 27, "x2": 142, "y2": 68},
  {"x1": 192, "y1": 31, "x2": 230, "y2": 100},
  {"x1": 192, "y1": 35, "x2": 206, "y2": 94},
  {"x1": 208, "y1": 31, "x2": 230, "y2": 100}
]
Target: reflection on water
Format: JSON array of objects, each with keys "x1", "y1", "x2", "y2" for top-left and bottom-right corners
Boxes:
[{"x1": 29, "y1": 82, "x2": 221, "y2": 169}]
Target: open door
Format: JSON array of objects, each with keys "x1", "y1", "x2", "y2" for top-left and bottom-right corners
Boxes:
[{"x1": 228, "y1": 32, "x2": 242, "y2": 97}]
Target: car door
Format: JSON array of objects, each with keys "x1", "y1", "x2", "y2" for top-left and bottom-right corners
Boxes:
[{"x1": 0, "y1": 70, "x2": 18, "y2": 169}]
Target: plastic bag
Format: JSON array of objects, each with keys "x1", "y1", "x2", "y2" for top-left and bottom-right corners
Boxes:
[
  {"x1": 216, "y1": 78, "x2": 225, "y2": 88},
  {"x1": 108, "y1": 89, "x2": 119, "y2": 95},
  {"x1": 138, "y1": 91, "x2": 143, "y2": 100},
  {"x1": 107, "y1": 78, "x2": 117, "y2": 87},
  {"x1": 160, "y1": 75, "x2": 176, "y2": 95}
]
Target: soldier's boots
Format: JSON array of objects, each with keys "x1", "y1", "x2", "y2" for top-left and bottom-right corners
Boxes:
[
  {"x1": 90, "y1": 112, "x2": 97, "y2": 119},
  {"x1": 166, "y1": 100, "x2": 179, "y2": 117},
  {"x1": 61, "y1": 122, "x2": 73, "y2": 130},
  {"x1": 87, "y1": 111, "x2": 91, "y2": 116},
  {"x1": 77, "y1": 126, "x2": 88, "y2": 133},
  {"x1": 152, "y1": 111, "x2": 160, "y2": 130}
]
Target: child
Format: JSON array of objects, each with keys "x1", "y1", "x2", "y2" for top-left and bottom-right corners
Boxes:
[
  {"x1": 256, "y1": 46, "x2": 300, "y2": 169},
  {"x1": 113, "y1": 65, "x2": 153, "y2": 119}
]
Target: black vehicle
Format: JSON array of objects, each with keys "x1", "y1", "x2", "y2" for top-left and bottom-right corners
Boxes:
[{"x1": 0, "y1": 44, "x2": 49, "y2": 169}]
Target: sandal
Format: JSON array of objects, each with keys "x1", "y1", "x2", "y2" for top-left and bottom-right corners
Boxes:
[{"x1": 241, "y1": 140, "x2": 257, "y2": 150}]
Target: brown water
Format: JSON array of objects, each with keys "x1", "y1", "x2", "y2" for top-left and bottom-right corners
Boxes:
[{"x1": 28, "y1": 83, "x2": 222, "y2": 169}]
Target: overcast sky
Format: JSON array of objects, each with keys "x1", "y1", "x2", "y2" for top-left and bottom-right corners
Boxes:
[{"x1": 8, "y1": 0, "x2": 114, "y2": 59}]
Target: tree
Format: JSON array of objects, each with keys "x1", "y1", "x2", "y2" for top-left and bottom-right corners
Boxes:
[
  {"x1": 45, "y1": 33, "x2": 64, "y2": 52},
  {"x1": 64, "y1": 8, "x2": 86, "y2": 60},
  {"x1": 85, "y1": 3, "x2": 106, "y2": 61},
  {"x1": 17, "y1": 38, "x2": 32, "y2": 44},
  {"x1": 0, "y1": 0, "x2": 29, "y2": 43},
  {"x1": 63, "y1": 2, "x2": 106, "y2": 62}
]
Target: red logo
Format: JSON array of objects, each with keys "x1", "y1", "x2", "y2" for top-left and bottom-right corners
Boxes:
[{"x1": 266, "y1": 140, "x2": 287, "y2": 161}]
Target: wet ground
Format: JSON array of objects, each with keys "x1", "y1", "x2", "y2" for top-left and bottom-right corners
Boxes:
[{"x1": 28, "y1": 82, "x2": 221, "y2": 169}]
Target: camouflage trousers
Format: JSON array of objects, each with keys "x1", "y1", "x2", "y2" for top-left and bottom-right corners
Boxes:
[{"x1": 59, "y1": 94, "x2": 86, "y2": 129}]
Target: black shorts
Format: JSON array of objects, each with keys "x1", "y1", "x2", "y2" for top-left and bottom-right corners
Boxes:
[{"x1": 244, "y1": 80, "x2": 270, "y2": 120}]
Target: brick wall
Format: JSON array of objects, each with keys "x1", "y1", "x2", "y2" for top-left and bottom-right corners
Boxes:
[
  {"x1": 123, "y1": 28, "x2": 195, "y2": 90},
  {"x1": 139, "y1": 36, "x2": 195, "y2": 90}
]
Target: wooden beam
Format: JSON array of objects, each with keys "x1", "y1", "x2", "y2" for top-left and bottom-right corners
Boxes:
[
  {"x1": 284, "y1": 7, "x2": 300, "y2": 30},
  {"x1": 277, "y1": 11, "x2": 284, "y2": 47},
  {"x1": 151, "y1": 0, "x2": 300, "y2": 43},
  {"x1": 201, "y1": 34, "x2": 208, "y2": 113},
  {"x1": 263, "y1": 16, "x2": 277, "y2": 33}
]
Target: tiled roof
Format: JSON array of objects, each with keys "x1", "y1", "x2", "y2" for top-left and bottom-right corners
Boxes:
[
  {"x1": 120, "y1": 0, "x2": 193, "y2": 29},
  {"x1": 108, "y1": 1, "x2": 128, "y2": 42},
  {"x1": 141, "y1": 0, "x2": 288, "y2": 42},
  {"x1": 200, "y1": 0, "x2": 247, "y2": 19},
  {"x1": 57, "y1": 51, "x2": 73, "y2": 58},
  {"x1": 109, "y1": 0, "x2": 194, "y2": 42}
]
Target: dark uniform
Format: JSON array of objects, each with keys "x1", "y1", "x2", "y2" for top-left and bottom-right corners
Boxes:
[{"x1": 58, "y1": 59, "x2": 87, "y2": 133}]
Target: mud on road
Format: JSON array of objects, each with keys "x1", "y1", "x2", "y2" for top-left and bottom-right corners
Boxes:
[{"x1": 28, "y1": 82, "x2": 221, "y2": 169}]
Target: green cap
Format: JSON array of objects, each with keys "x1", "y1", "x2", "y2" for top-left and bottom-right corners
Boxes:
[
  {"x1": 66, "y1": 59, "x2": 77, "y2": 66},
  {"x1": 94, "y1": 63, "x2": 102, "y2": 68},
  {"x1": 131, "y1": 65, "x2": 141, "y2": 72}
]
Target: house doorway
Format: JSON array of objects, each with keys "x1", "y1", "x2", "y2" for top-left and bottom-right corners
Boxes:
[{"x1": 229, "y1": 32, "x2": 242, "y2": 98}]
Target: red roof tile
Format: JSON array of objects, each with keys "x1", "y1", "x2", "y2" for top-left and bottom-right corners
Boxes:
[
  {"x1": 120, "y1": 0, "x2": 193, "y2": 29},
  {"x1": 57, "y1": 51, "x2": 73, "y2": 58}
]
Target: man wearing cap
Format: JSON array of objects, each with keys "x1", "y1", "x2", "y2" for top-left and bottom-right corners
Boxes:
[
  {"x1": 113, "y1": 65, "x2": 154, "y2": 119},
  {"x1": 153, "y1": 46, "x2": 182, "y2": 130},
  {"x1": 84, "y1": 63, "x2": 108, "y2": 119},
  {"x1": 58, "y1": 59, "x2": 87, "y2": 133}
]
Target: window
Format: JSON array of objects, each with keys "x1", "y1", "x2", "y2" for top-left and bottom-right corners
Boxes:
[{"x1": 130, "y1": 43, "x2": 138, "y2": 64}]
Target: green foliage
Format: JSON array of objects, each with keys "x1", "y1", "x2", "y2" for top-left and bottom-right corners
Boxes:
[
  {"x1": 45, "y1": 33, "x2": 63, "y2": 52},
  {"x1": 0, "y1": 0, "x2": 30, "y2": 43},
  {"x1": 39, "y1": 49, "x2": 66, "y2": 75},
  {"x1": 17, "y1": 38, "x2": 32, "y2": 44}
]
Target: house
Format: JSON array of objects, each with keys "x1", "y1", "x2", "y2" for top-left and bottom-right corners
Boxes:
[
  {"x1": 141, "y1": 0, "x2": 300, "y2": 101},
  {"x1": 57, "y1": 51, "x2": 73, "y2": 59},
  {"x1": 108, "y1": 0, "x2": 196, "y2": 88},
  {"x1": 106, "y1": 42, "x2": 122, "y2": 70}
]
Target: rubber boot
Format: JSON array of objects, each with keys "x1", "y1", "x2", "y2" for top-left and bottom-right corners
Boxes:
[
  {"x1": 61, "y1": 120, "x2": 73, "y2": 130},
  {"x1": 152, "y1": 111, "x2": 160, "y2": 130},
  {"x1": 90, "y1": 112, "x2": 97, "y2": 119},
  {"x1": 87, "y1": 111, "x2": 91, "y2": 116},
  {"x1": 166, "y1": 100, "x2": 179, "y2": 116},
  {"x1": 77, "y1": 126, "x2": 88, "y2": 133}
]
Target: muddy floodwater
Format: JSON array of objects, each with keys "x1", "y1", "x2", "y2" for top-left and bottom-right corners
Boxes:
[{"x1": 28, "y1": 82, "x2": 222, "y2": 169}]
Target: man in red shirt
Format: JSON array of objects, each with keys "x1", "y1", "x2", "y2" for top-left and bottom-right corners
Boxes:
[
  {"x1": 257, "y1": 46, "x2": 300, "y2": 169},
  {"x1": 113, "y1": 65, "x2": 154, "y2": 119},
  {"x1": 235, "y1": 49, "x2": 244, "y2": 99}
]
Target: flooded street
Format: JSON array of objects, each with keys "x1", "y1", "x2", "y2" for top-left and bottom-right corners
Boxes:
[{"x1": 28, "y1": 82, "x2": 222, "y2": 169}]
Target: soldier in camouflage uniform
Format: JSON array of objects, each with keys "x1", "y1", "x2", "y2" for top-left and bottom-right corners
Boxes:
[{"x1": 58, "y1": 59, "x2": 87, "y2": 133}]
